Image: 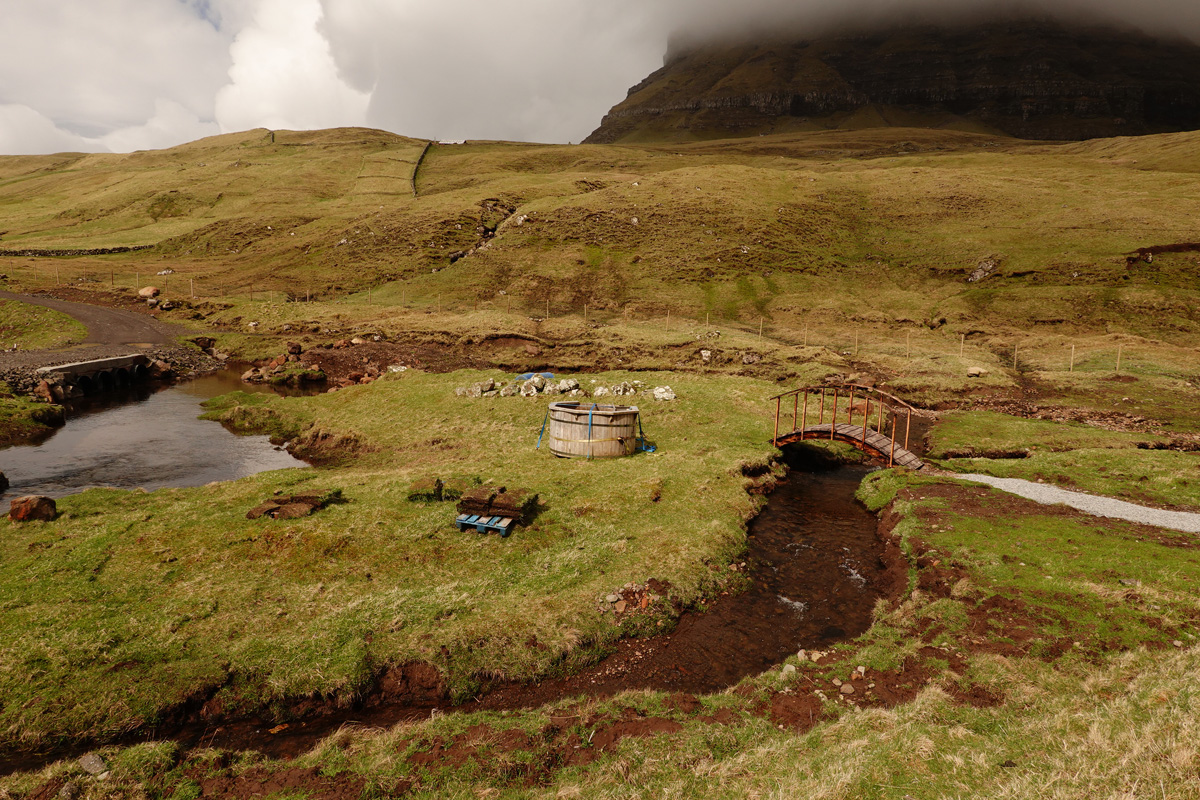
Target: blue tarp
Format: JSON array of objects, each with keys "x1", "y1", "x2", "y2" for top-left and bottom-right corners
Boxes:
[{"x1": 516, "y1": 372, "x2": 555, "y2": 381}]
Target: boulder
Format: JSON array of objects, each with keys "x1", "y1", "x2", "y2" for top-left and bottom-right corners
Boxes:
[
  {"x1": 500, "y1": 384, "x2": 519, "y2": 397},
  {"x1": 286, "y1": 341, "x2": 303, "y2": 355},
  {"x1": 34, "y1": 379, "x2": 56, "y2": 403},
  {"x1": 530, "y1": 375, "x2": 547, "y2": 391},
  {"x1": 967, "y1": 367, "x2": 988, "y2": 378},
  {"x1": 611, "y1": 381, "x2": 636, "y2": 397},
  {"x1": 593, "y1": 386, "x2": 611, "y2": 398},
  {"x1": 240, "y1": 368, "x2": 259, "y2": 382},
  {"x1": 653, "y1": 386, "x2": 676, "y2": 401},
  {"x1": 148, "y1": 360, "x2": 173, "y2": 379},
  {"x1": 9, "y1": 495, "x2": 56, "y2": 522},
  {"x1": 137, "y1": 286, "x2": 160, "y2": 299},
  {"x1": 543, "y1": 383, "x2": 561, "y2": 396},
  {"x1": 558, "y1": 378, "x2": 580, "y2": 392},
  {"x1": 520, "y1": 380, "x2": 540, "y2": 397}
]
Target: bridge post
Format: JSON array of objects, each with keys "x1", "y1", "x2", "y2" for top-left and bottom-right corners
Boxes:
[
  {"x1": 818, "y1": 389, "x2": 825, "y2": 427},
  {"x1": 774, "y1": 397, "x2": 780, "y2": 445},
  {"x1": 862, "y1": 397, "x2": 870, "y2": 448},
  {"x1": 793, "y1": 392, "x2": 799, "y2": 431},
  {"x1": 830, "y1": 389, "x2": 838, "y2": 441},
  {"x1": 905, "y1": 411, "x2": 912, "y2": 452},
  {"x1": 889, "y1": 418, "x2": 897, "y2": 467},
  {"x1": 800, "y1": 392, "x2": 808, "y2": 433}
]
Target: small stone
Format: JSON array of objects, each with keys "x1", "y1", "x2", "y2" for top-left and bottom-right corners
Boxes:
[
  {"x1": 840, "y1": 683, "x2": 856, "y2": 695},
  {"x1": 78, "y1": 753, "x2": 107, "y2": 775},
  {"x1": 615, "y1": 600, "x2": 627, "y2": 614},
  {"x1": 9, "y1": 495, "x2": 56, "y2": 522},
  {"x1": 796, "y1": 649, "x2": 807, "y2": 661},
  {"x1": 700, "y1": 349, "x2": 712, "y2": 364},
  {"x1": 606, "y1": 594, "x2": 620, "y2": 603},
  {"x1": 653, "y1": 386, "x2": 676, "y2": 401},
  {"x1": 1118, "y1": 579, "x2": 1142, "y2": 587},
  {"x1": 780, "y1": 664, "x2": 797, "y2": 680},
  {"x1": 967, "y1": 367, "x2": 988, "y2": 378},
  {"x1": 832, "y1": 678, "x2": 842, "y2": 687},
  {"x1": 1173, "y1": 640, "x2": 1184, "y2": 648}
]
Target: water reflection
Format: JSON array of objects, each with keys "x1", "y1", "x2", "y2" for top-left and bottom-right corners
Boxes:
[{"x1": 0, "y1": 370, "x2": 308, "y2": 500}]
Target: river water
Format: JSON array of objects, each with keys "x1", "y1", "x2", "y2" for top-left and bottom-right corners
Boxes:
[{"x1": 0, "y1": 371, "x2": 307, "y2": 501}]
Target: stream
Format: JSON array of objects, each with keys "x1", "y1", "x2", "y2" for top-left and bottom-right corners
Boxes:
[{"x1": 0, "y1": 370, "x2": 307, "y2": 501}]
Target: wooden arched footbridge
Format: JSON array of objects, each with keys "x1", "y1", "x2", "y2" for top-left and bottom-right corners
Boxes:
[{"x1": 770, "y1": 384, "x2": 928, "y2": 470}]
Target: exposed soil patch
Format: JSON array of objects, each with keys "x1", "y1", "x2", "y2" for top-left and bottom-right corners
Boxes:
[
  {"x1": 195, "y1": 766, "x2": 365, "y2": 800},
  {"x1": 298, "y1": 339, "x2": 495, "y2": 381}
]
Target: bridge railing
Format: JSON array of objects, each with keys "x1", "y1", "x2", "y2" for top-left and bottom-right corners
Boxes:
[{"x1": 768, "y1": 384, "x2": 926, "y2": 464}]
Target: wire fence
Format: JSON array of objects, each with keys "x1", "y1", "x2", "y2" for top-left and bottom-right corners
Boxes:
[{"x1": 7, "y1": 260, "x2": 1197, "y2": 378}]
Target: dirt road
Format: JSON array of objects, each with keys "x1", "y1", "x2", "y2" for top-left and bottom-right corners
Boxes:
[{"x1": 0, "y1": 290, "x2": 177, "y2": 347}]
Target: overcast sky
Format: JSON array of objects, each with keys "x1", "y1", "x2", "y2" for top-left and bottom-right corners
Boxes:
[{"x1": 3, "y1": 0, "x2": 1199, "y2": 156}]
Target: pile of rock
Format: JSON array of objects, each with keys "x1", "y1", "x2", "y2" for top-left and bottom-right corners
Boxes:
[
  {"x1": 454, "y1": 376, "x2": 587, "y2": 399},
  {"x1": 455, "y1": 376, "x2": 678, "y2": 402},
  {"x1": 241, "y1": 342, "x2": 329, "y2": 387}
]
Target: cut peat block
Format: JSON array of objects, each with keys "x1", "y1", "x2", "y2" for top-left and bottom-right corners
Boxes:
[{"x1": 456, "y1": 486, "x2": 538, "y2": 525}]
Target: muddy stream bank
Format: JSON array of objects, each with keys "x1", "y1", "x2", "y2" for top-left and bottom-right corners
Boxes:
[{"x1": 0, "y1": 446, "x2": 905, "y2": 772}]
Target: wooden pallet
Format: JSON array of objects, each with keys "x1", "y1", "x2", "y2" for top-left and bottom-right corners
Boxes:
[{"x1": 454, "y1": 513, "x2": 515, "y2": 537}]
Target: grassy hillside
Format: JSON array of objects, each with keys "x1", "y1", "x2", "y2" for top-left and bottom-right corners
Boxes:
[{"x1": 1, "y1": 127, "x2": 1198, "y2": 350}]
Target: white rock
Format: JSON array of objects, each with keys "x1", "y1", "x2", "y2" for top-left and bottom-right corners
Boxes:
[{"x1": 653, "y1": 386, "x2": 676, "y2": 402}]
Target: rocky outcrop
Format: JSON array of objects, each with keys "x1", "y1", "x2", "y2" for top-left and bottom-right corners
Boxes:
[{"x1": 586, "y1": 19, "x2": 1200, "y2": 143}]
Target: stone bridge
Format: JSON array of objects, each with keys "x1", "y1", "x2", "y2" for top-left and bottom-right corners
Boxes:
[{"x1": 34, "y1": 354, "x2": 157, "y2": 400}]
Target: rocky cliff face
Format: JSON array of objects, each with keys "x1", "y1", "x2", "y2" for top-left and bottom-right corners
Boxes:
[{"x1": 586, "y1": 19, "x2": 1200, "y2": 143}]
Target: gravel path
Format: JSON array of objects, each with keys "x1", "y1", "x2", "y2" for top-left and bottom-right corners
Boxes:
[{"x1": 956, "y1": 473, "x2": 1200, "y2": 534}]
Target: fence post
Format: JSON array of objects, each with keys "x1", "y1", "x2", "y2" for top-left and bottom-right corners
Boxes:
[
  {"x1": 1116, "y1": 344, "x2": 1123, "y2": 375},
  {"x1": 1070, "y1": 344, "x2": 1075, "y2": 372}
]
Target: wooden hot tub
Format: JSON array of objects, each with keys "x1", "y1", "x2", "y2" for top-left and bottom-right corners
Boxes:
[{"x1": 547, "y1": 402, "x2": 640, "y2": 459}]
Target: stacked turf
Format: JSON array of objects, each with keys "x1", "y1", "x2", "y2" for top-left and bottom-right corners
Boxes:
[{"x1": 457, "y1": 487, "x2": 539, "y2": 525}]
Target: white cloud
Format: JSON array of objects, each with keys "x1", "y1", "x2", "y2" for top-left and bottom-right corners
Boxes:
[
  {"x1": 0, "y1": 0, "x2": 231, "y2": 140},
  {"x1": 214, "y1": 0, "x2": 370, "y2": 133},
  {"x1": 100, "y1": 99, "x2": 221, "y2": 153},
  {"x1": 0, "y1": 105, "x2": 105, "y2": 155},
  {"x1": 318, "y1": 0, "x2": 668, "y2": 143}
]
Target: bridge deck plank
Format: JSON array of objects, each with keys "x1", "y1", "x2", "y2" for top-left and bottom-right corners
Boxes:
[{"x1": 773, "y1": 422, "x2": 925, "y2": 470}]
